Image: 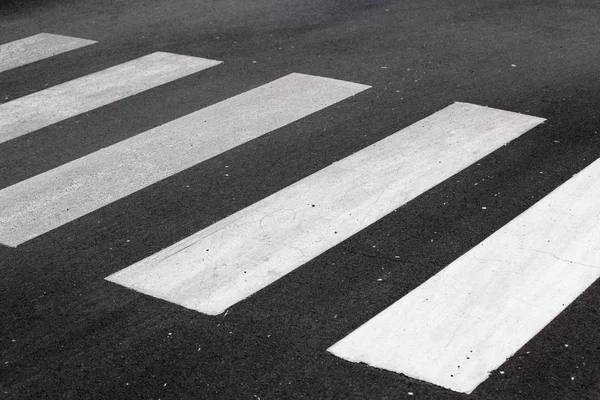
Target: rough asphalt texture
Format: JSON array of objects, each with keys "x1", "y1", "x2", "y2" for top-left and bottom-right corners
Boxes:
[{"x1": 1, "y1": 0, "x2": 599, "y2": 399}]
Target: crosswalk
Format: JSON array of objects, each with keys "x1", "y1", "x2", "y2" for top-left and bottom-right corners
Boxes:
[
  {"x1": 2, "y1": 32, "x2": 599, "y2": 396},
  {"x1": 0, "y1": 72, "x2": 367, "y2": 246}
]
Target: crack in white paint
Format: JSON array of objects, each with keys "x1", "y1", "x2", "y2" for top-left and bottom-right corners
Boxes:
[{"x1": 518, "y1": 247, "x2": 600, "y2": 270}]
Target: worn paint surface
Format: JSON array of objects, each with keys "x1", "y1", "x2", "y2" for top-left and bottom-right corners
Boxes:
[
  {"x1": 107, "y1": 102, "x2": 544, "y2": 315},
  {"x1": 0, "y1": 33, "x2": 96, "y2": 73},
  {"x1": 0, "y1": 52, "x2": 220, "y2": 144},
  {"x1": 329, "y1": 156, "x2": 600, "y2": 394}
]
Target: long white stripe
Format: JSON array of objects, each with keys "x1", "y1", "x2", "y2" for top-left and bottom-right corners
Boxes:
[
  {"x1": 328, "y1": 158, "x2": 600, "y2": 394},
  {"x1": 0, "y1": 33, "x2": 96, "y2": 73},
  {"x1": 0, "y1": 52, "x2": 221, "y2": 144},
  {"x1": 106, "y1": 102, "x2": 544, "y2": 315},
  {"x1": 0, "y1": 73, "x2": 369, "y2": 247}
]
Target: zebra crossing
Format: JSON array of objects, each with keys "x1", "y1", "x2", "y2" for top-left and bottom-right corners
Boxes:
[
  {"x1": 2, "y1": 32, "x2": 599, "y2": 396},
  {"x1": 0, "y1": 72, "x2": 367, "y2": 246}
]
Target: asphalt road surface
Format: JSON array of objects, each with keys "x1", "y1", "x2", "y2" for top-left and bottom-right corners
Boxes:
[{"x1": 1, "y1": 1, "x2": 600, "y2": 399}]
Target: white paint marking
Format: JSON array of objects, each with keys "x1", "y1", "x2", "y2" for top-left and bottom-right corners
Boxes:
[
  {"x1": 0, "y1": 52, "x2": 221, "y2": 144},
  {"x1": 328, "y1": 157, "x2": 600, "y2": 394},
  {"x1": 0, "y1": 33, "x2": 96, "y2": 73},
  {"x1": 106, "y1": 102, "x2": 544, "y2": 315},
  {"x1": 0, "y1": 73, "x2": 369, "y2": 246}
]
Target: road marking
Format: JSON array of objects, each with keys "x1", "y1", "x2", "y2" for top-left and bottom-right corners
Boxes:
[
  {"x1": 0, "y1": 73, "x2": 369, "y2": 247},
  {"x1": 0, "y1": 52, "x2": 221, "y2": 144},
  {"x1": 328, "y1": 157, "x2": 600, "y2": 395},
  {"x1": 106, "y1": 102, "x2": 544, "y2": 315},
  {"x1": 0, "y1": 33, "x2": 96, "y2": 73}
]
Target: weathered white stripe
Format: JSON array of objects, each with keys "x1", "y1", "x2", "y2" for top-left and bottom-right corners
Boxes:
[
  {"x1": 328, "y1": 158, "x2": 600, "y2": 395},
  {"x1": 0, "y1": 52, "x2": 221, "y2": 144},
  {"x1": 0, "y1": 33, "x2": 96, "y2": 73},
  {"x1": 106, "y1": 102, "x2": 544, "y2": 316},
  {"x1": 0, "y1": 73, "x2": 369, "y2": 246}
]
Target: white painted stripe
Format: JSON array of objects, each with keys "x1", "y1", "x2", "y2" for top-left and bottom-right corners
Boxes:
[
  {"x1": 106, "y1": 102, "x2": 544, "y2": 316},
  {"x1": 0, "y1": 73, "x2": 369, "y2": 247},
  {"x1": 328, "y1": 158, "x2": 600, "y2": 395},
  {"x1": 0, "y1": 33, "x2": 96, "y2": 73},
  {"x1": 0, "y1": 52, "x2": 221, "y2": 144}
]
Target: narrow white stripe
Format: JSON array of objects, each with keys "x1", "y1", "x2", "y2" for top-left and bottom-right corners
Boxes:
[
  {"x1": 329, "y1": 158, "x2": 600, "y2": 394},
  {"x1": 106, "y1": 102, "x2": 544, "y2": 316},
  {"x1": 0, "y1": 73, "x2": 369, "y2": 247},
  {"x1": 0, "y1": 52, "x2": 221, "y2": 144},
  {"x1": 0, "y1": 33, "x2": 96, "y2": 73}
]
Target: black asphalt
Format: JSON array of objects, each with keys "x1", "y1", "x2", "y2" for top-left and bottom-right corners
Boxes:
[{"x1": 1, "y1": 0, "x2": 600, "y2": 399}]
